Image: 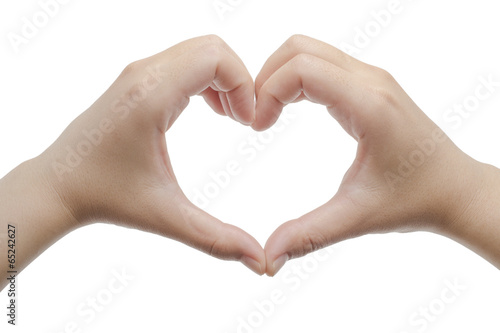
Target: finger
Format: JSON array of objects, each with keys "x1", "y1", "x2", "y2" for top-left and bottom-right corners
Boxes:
[
  {"x1": 213, "y1": 68, "x2": 255, "y2": 125},
  {"x1": 199, "y1": 87, "x2": 226, "y2": 116},
  {"x1": 264, "y1": 195, "x2": 365, "y2": 276},
  {"x1": 145, "y1": 187, "x2": 266, "y2": 275},
  {"x1": 218, "y1": 91, "x2": 238, "y2": 121},
  {"x1": 166, "y1": 36, "x2": 255, "y2": 125},
  {"x1": 253, "y1": 53, "x2": 365, "y2": 133},
  {"x1": 150, "y1": 35, "x2": 249, "y2": 72},
  {"x1": 256, "y1": 35, "x2": 364, "y2": 98},
  {"x1": 199, "y1": 86, "x2": 243, "y2": 122}
]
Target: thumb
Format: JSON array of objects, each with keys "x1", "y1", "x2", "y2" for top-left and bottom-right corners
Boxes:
[
  {"x1": 264, "y1": 195, "x2": 366, "y2": 276},
  {"x1": 145, "y1": 188, "x2": 266, "y2": 275}
]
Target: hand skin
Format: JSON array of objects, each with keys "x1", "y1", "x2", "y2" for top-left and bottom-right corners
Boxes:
[
  {"x1": 255, "y1": 35, "x2": 500, "y2": 276},
  {"x1": 1, "y1": 35, "x2": 500, "y2": 291},
  {"x1": 0, "y1": 35, "x2": 266, "y2": 291}
]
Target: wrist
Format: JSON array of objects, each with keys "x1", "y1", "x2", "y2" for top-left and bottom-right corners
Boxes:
[
  {"x1": 438, "y1": 156, "x2": 500, "y2": 268},
  {"x1": 19, "y1": 156, "x2": 79, "y2": 230},
  {"x1": 0, "y1": 156, "x2": 79, "y2": 275}
]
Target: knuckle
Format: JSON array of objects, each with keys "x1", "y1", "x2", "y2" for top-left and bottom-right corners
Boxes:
[
  {"x1": 289, "y1": 53, "x2": 316, "y2": 71},
  {"x1": 120, "y1": 59, "x2": 144, "y2": 77},
  {"x1": 207, "y1": 237, "x2": 234, "y2": 261},
  {"x1": 208, "y1": 238, "x2": 220, "y2": 258},
  {"x1": 371, "y1": 85, "x2": 398, "y2": 110},
  {"x1": 200, "y1": 34, "x2": 225, "y2": 47},
  {"x1": 205, "y1": 34, "x2": 224, "y2": 43},
  {"x1": 339, "y1": 50, "x2": 355, "y2": 66},
  {"x1": 299, "y1": 232, "x2": 326, "y2": 257},
  {"x1": 177, "y1": 35, "x2": 227, "y2": 64},
  {"x1": 200, "y1": 35, "x2": 227, "y2": 53},
  {"x1": 379, "y1": 69, "x2": 395, "y2": 83},
  {"x1": 290, "y1": 221, "x2": 328, "y2": 258},
  {"x1": 364, "y1": 66, "x2": 399, "y2": 108},
  {"x1": 197, "y1": 36, "x2": 226, "y2": 60},
  {"x1": 284, "y1": 34, "x2": 311, "y2": 52},
  {"x1": 370, "y1": 65, "x2": 396, "y2": 83}
]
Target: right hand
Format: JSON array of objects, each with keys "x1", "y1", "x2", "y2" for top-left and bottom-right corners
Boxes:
[{"x1": 35, "y1": 35, "x2": 266, "y2": 275}]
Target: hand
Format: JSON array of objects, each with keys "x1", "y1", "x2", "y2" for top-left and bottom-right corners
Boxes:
[
  {"x1": 255, "y1": 35, "x2": 500, "y2": 276},
  {"x1": 32, "y1": 35, "x2": 265, "y2": 274}
]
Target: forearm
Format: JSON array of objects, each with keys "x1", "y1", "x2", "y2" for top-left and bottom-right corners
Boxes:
[{"x1": 0, "y1": 156, "x2": 77, "y2": 290}]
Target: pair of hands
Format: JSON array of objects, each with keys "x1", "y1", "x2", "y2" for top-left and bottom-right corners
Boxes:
[{"x1": 29, "y1": 35, "x2": 498, "y2": 277}]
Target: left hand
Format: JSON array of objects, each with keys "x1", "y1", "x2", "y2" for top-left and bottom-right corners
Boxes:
[{"x1": 253, "y1": 35, "x2": 494, "y2": 276}]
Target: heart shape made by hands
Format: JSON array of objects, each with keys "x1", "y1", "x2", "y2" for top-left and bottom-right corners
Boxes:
[{"x1": 48, "y1": 35, "x2": 451, "y2": 278}]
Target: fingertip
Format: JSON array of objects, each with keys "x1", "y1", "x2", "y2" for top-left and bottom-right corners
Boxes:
[
  {"x1": 200, "y1": 87, "x2": 227, "y2": 116},
  {"x1": 239, "y1": 233, "x2": 266, "y2": 275},
  {"x1": 266, "y1": 253, "x2": 289, "y2": 277},
  {"x1": 245, "y1": 99, "x2": 257, "y2": 126},
  {"x1": 253, "y1": 90, "x2": 283, "y2": 131},
  {"x1": 254, "y1": 73, "x2": 266, "y2": 100},
  {"x1": 241, "y1": 255, "x2": 265, "y2": 275},
  {"x1": 227, "y1": 82, "x2": 256, "y2": 126},
  {"x1": 264, "y1": 226, "x2": 291, "y2": 276},
  {"x1": 251, "y1": 106, "x2": 272, "y2": 132},
  {"x1": 233, "y1": 105, "x2": 255, "y2": 126},
  {"x1": 250, "y1": 123, "x2": 266, "y2": 132}
]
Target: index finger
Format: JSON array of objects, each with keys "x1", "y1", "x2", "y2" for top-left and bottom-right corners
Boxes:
[
  {"x1": 254, "y1": 53, "x2": 367, "y2": 137},
  {"x1": 131, "y1": 35, "x2": 256, "y2": 127},
  {"x1": 255, "y1": 35, "x2": 365, "y2": 98}
]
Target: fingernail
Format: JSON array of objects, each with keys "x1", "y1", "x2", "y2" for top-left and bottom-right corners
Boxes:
[
  {"x1": 271, "y1": 254, "x2": 289, "y2": 276},
  {"x1": 241, "y1": 256, "x2": 263, "y2": 275},
  {"x1": 235, "y1": 113, "x2": 252, "y2": 126}
]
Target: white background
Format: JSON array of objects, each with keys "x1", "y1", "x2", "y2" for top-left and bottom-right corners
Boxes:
[{"x1": 1, "y1": 0, "x2": 500, "y2": 332}]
